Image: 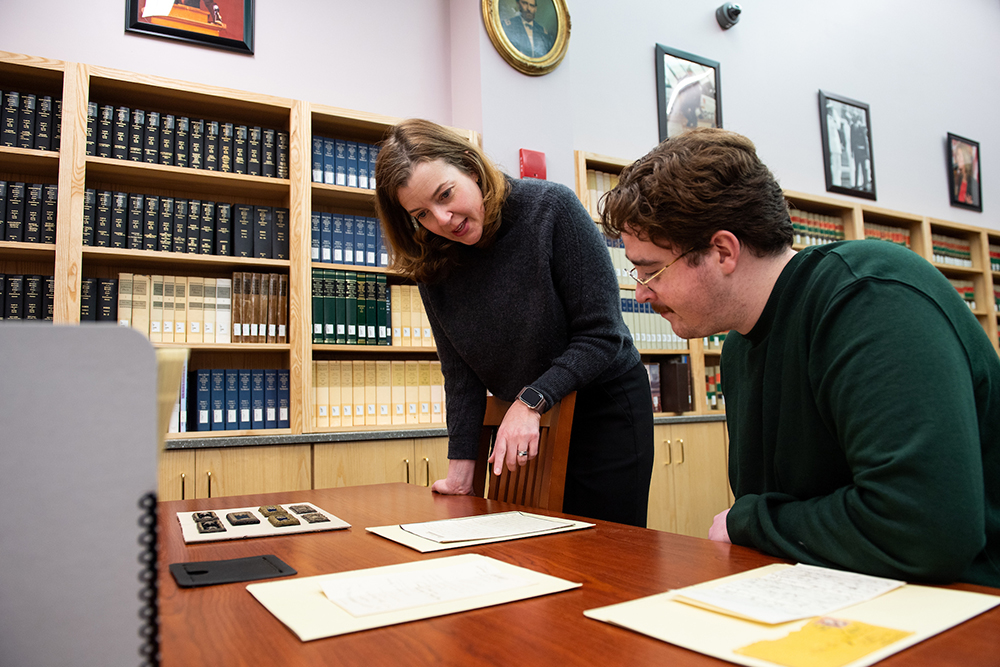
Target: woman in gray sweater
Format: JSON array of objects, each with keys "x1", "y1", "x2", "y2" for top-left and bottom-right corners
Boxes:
[{"x1": 374, "y1": 119, "x2": 653, "y2": 526}]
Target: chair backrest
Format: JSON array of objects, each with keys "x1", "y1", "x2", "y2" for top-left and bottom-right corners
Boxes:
[{"x1": 472, "y1": 392, "x2": 576, "y2": 512}]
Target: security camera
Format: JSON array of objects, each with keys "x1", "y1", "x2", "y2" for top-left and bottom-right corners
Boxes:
[{"x1": 716, "y1": 2, "x2": 741, "y2": 30}]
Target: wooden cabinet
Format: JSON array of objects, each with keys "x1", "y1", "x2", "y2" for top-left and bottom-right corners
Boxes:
[
  {"x1": 646, "y1": 421, "x2": 731, "y2": 538},
  {"x1": 313, "y1": 436, "x2": 448, "y2": 489},
  {"x1": 157, "y1": 445, "x2": 310, "y2": 499}
]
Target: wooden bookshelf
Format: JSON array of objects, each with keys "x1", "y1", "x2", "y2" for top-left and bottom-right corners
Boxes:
[{"x1": 0, "y1": 50, "x2": 474, "y2": 499}]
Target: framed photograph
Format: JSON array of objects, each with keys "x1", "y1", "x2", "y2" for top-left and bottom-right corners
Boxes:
[
  {"x1": 126, "y1": 0, "x2": 254, "y2": 55},
  {"x1": 947, "y1": 133, "x2": 982, "y2": 212},
  {"x1": 482, "y1": 0, "x2": 571, "y2": 76},
  {"x1": 655, "y1": 44, "x2": 722, "y2": 142},
  {"x1": 818, "y1": 90, "x2": 876, "y2": 200}
]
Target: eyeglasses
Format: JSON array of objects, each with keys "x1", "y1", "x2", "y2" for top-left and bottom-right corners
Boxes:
[{"x1": 628, "y1": 248, "x2": 693, "y2": 287}]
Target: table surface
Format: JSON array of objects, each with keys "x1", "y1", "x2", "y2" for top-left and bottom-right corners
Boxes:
[{"x1": 158, "y1": 483, "x2": 1000, "y2": 667}]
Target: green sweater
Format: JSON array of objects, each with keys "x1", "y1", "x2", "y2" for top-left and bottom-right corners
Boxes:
[{"x1": 723, "y1": 241, "x2": 1000, "y2": 587}]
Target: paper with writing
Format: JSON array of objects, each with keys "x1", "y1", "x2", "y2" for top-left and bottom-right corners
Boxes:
[
  {"x1": 677, "y1": 563, "x2": 905, "y2": 625},
  {"x1": 321, "y1": 560, "x2": 531, "y2": 617}
]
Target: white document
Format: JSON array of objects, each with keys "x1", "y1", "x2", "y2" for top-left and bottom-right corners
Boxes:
[
  {"x1": 677, "y1": 562, "x2": 905, "y2": 624},
  {"x1": 400, "y1": 511, "x2": 575, "y2": 543},
  {"x1": 247, "y1": 553, "x2": 581, "y2": 641},
  {"x1": 321, "y1": 560, "x2": 531, "y2": 617},
  {"x1": 142, "y1": 0, "x2": 174, "y2": 18}
]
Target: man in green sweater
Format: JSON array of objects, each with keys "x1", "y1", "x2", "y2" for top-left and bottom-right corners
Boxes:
[{"x1": 600, "y1": 127, "x2": 1000, "y2": 588}]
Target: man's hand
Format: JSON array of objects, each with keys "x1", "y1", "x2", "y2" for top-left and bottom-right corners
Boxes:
[
  {"x1": 488, "y1": 400, "x2": 541, "y2": 475},
  {"x1": 709, "y1": 508, "x2": 731, "y2": 543}
]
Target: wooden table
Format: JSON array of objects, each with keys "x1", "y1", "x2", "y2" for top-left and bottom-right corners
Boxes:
[{"x1": 158, "y1": 483, "x2": 1000, "y2": 666}]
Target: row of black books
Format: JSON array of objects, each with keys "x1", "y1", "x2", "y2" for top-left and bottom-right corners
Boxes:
[
  {"x1": 2, "y1": 181, "x2": 58, "y2": 244},
  {"x1": 182, "y1": 368, "x2": 291, "y2": 432},
  {"x1": 81, "y1": 190, "x2": 289, "y2": 259},
  {"x1": 312, "y1": 269, "x2": 391, "y2": 346},
  {"x1": 1, "y1": 90, "x2": 61, "y2": 151},
  {"x1": 80, "y1": 277, "x2": 120, "y2": 322},
  {"x1": 645, "y1": 356, "x2": 694, "y2": 414},
  {"x1": 311, "y1": 135, "x2": 380, "y2": 189},
  {"x1": 0, "y1": 274, "x2": 55, "y2": 321},
  {"x1": 85, "y1": 103, "x2": 288, "y2": 178},
  {"x1": 311, "y1": 211, "x2": 388, "y2": 267}
]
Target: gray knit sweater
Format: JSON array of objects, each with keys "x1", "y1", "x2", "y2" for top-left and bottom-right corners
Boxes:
[{"x1": 419, "y1": 177, "x2": 639, "y2": 460}]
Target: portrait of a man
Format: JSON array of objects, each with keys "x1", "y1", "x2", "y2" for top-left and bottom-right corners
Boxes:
[{"x1": 501, "y1": 0, "x2": 556, "y2": 58}]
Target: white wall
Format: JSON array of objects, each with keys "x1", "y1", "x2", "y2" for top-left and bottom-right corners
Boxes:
[{"x1": 2, "y1": 0, "x2": 997, "y2": 230}]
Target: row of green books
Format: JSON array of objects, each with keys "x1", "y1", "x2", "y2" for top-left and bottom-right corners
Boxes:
[{"x1": 312, "y1": 269, "x2": 391, "y2": 346}]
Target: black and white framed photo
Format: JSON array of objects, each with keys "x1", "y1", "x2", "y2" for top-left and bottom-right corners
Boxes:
[
  {"x1": 126, "y1": 0, "x2": 254, "y2": 54},
  {"x1": 818, "y1": 90, "x2": 876, "y2": 199},
  {"x1": 947, "y1": 133, "x2": 982, "y2": 212},
  {"x1": 655, "y1": 44, "x2": 721, "y2": 142}
]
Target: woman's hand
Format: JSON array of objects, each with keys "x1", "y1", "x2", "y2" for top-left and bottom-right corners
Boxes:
[
  {"x1": 488, "y1": 400, "x2": 541, "y2": 475},
  {"x1": 430, "y1": 458, "x2": 477, "y2": 495}
]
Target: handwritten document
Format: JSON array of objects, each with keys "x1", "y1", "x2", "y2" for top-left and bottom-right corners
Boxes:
[
  {"x1": 320, "y1": 559, "x2": 532, "y2": 617},
  {"x1": 399, "y1": 511, "x2": 575, "y2": 543},
  {"x1": 678, "y1": 563, "x2": 905, "y2": 624}
]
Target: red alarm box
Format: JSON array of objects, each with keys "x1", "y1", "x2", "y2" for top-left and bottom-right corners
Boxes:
[{"x1": 519, "y1": 148, "x2": 546, "y2": 180}]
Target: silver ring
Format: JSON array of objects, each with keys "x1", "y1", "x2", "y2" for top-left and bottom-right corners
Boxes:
[{"x1": 517, "y1": 450, "x2": 528, "y2": 457}]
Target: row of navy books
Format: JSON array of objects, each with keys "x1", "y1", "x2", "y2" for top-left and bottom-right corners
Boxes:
[
  {"x1": 178, "y1": 368, "x2": 290, "y2": 432},
  {"x1": 311, "y1": 211, "x2": 388, "y2": 267},
  {"x1": 104, "y1": 272, "x2": 287, "y2": 344},
  {"x1": 85, "y1": 103, "x2": 288, "y2": 178},
  {"x1": 312, "y1": 269, "x2": 391, "y2": 345},
  {"x1": 311, "y1": 135, "x2": 380, "y2": 189},
  {"x1": 1, "y1": 89, "x2": 60, "y2": 151},
  {"x1": 0, "y1": 274, "x2": 54, "y2": 321},
  {"x1": 2, "y1": 181, "x2": 58, "y2": 243},
  {"x1": 81, "y1": 190, "x2": 288, "y2": 259},
  {"x1": 312, "y1": 359, "x2": 445, "y2": 428}
]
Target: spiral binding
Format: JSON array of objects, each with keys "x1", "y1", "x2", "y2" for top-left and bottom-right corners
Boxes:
[{"x1": 137, "y1": 492, "x2": 160, "y2": 667}]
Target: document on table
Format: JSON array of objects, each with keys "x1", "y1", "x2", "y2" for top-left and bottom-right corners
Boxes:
[
  {"x1": 321, "y1": 559, "x2": 531, "y2": 617},
  {"x1": 584, "y1": 563, "x2": 1000, "y2": 667},
  {"x1": 367, "y1": 511, "x2": 594, "y2": 553},
  {"x1": 400, "y1": 511, "x2": 576, "y2": 543},
  {"x1": 247, "y1": 553, "x2": 581, "y2": 641},
  {"x1": 675, "y1": 563, "x2": 905, "y2": 624}
]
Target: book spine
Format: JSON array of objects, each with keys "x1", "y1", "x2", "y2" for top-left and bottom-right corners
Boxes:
[
  {"x1": 143, "y1": 110, "x2": 160, "y2": 164},
  {"x1": 142, "y1": 194, "x2": 159, "y2": 251},
  {"x1": 35, "y1": 95, "x2": 53, "y2": 151},
  {"x1": 248, "y1": 126, "x2": 262, "y2": 176},
  {"x1": 204, "y1": 119, "x2": 219, "y2": 171},
  {"x1": 277, "y1": 369, "x2": 290, "y2": 429},
  {"x1": 172, "y1": 198, "x2": 188, "y2": 253},
  {"x1": 254, "y1": 205, "x2": 272, "y2": 258},
  {"x1": 5, "y1": 181, "x2": 25, "y2": 242},
  {"x1": 238, "y1": 369, "x2": 252, "y2": 430},
  {"x1": 189, "y1": 118, "x2": 204, "y2": 170},
  {"x1": 1, "y1": 91, "x2": 19, "y2": 146},
  {"x1": 263, "y1": 128, "x2": 277, "y2": 177},
  {"x1": 273, "y1": 207, "x2": 289, "y2": 260},
  {"x1": 93, "y1": 189, "x2": 111, "y2": 248},
  {"x1": 111, "y1": 191, "x2": 127, "y2": 248},
  {"x1": 157, "y1": 196, "x2": 174, "y2": 252},
  {"x1": 41, "y1": 184, "x2": 57, "y2": 244},
  {"x1": 193, "y1": 368, "x2": 211, "y2": 431},
  {"x1": 199, "y1": 200, "x2": 215, "y2": 255},
  {"x1": 174, "y1": 116, "x2": 189, "y2": 168},
  {"x1": 215, "y1": 202, "x2": 232, "y2": 256},
  {"x1": 18, "y1": 93, "x2": 37, "y2": 150},
  {"x1": 264, "y1": 369, "x2": 277, "y2": 429},
  {"x1": 112, "y1": 106, "x2": 129, "y2": 159},
  {"x1": 127, "y1": 193, "x2": 144, "y2": 250},
  {"x1": 128, "y1": 108, "x2": 145, "y2": 162},
  {"x1": 320, "y1": 212, "x2": 332, "y2": 263},
  {"x1": 225, "y1": 369, "x2": 239, "y2": 430},
  {"x1": 23, "y1": 183, "x2": 42, "y2": 243},
  {"x1": 251, "y1": 368, "x2": 265, "y2": 429},
  {"x1": 219, "y1": 121, "x2": 234, "y2": 173},
  {"x1": 210, "y1": 369, "x2": 226, "y2": 430},
  {"x1": 233, "y1": 124, "x2": 247, "y2": 174},
  {"x1": 234, "y1": 204, "x2": 253, "y2": 257},
  {"x1": 158, "y1": 113, "x2": 174, "y2": 165}
]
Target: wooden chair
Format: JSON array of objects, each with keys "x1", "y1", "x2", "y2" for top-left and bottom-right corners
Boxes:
[{"x1": 472, "y1": 392, "x2": 577, "y2": 512}]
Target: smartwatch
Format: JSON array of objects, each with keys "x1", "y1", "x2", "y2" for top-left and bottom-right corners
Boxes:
[{"x1": 516, "y1": 386, "x2": 547, "y2": 413}]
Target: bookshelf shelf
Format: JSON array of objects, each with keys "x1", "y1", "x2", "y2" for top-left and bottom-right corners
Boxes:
[
  {"x1": 0, "y1": 146, "x2": 60, "y2": 178},
  {"x1": 84, "y1": 156, "x2": 290, "y2": 200},
  {"x1": 312, "y1": 344, "x2": 436, "y2": 354},
  {"x1": 82, "y1": 247, "x2": 290, "y2": 270},
  {"x1": 0, "y1": 241, "x2": 57, "y2": 262}
]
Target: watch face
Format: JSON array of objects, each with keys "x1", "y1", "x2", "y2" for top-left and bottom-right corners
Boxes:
[{"x1": 520, "y1": 387, "x2": 543, "y2": 408}]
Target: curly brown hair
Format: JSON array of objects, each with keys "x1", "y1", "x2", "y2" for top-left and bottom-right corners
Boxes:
[
  {"x1": 374, "y1": 119, "x2": 510, "y2": 283},
  {"x1": 600, "y1": 128, "x2": 792, "y2": 262}
]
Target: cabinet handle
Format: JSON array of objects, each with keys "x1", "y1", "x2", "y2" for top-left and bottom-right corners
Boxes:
[
  {"x1": 676, "y1": 439, "x2": 684, "y2": 464},
  {"x1": 423, "y1": 457, "x2": 430, "y2": 487},
  {"x1": 664, "y1": 439, "x2": 671, "y2": 465},
  {"x1": 207, "y1": 471, "x2": 212, "y2": 498},
  {"x1": 180, "y1": 473, "x2": 186, "y2": 500},
  {"x1": 404, "y1": 458, "x2": 410, "y2": 484}
]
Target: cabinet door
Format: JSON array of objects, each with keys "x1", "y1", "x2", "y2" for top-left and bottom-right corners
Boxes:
[
  {"x1": 158, "y1": 449, "x2": 196, "y2": 501},
  {"x1": 313, "y1": 439, "x2": 414, "y2": 488},
  {"x1": 670, "y1": 422, "x2": 730, "y2": 538},
  {"x1": 646, "y1": 424, "x2": 678, "y2": 533},
  {"x1": 413, "y1": 437, "x2": 449, "y2": 488},
  {"x1": 195, "y1": 445, "x2": 311, "y2": 498}
]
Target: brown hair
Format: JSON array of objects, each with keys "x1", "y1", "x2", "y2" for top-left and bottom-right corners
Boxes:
[
  {"x1": 600, "y1": 128, "x2": 792, "y2": 262},
  {"x1": 374, "y1": 119, "x2": 510, "y2": 282}
]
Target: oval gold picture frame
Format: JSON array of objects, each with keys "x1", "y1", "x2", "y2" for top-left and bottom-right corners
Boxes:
[{"x1": 482, "y1": 0, "x2": 571, "y2": 76}]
